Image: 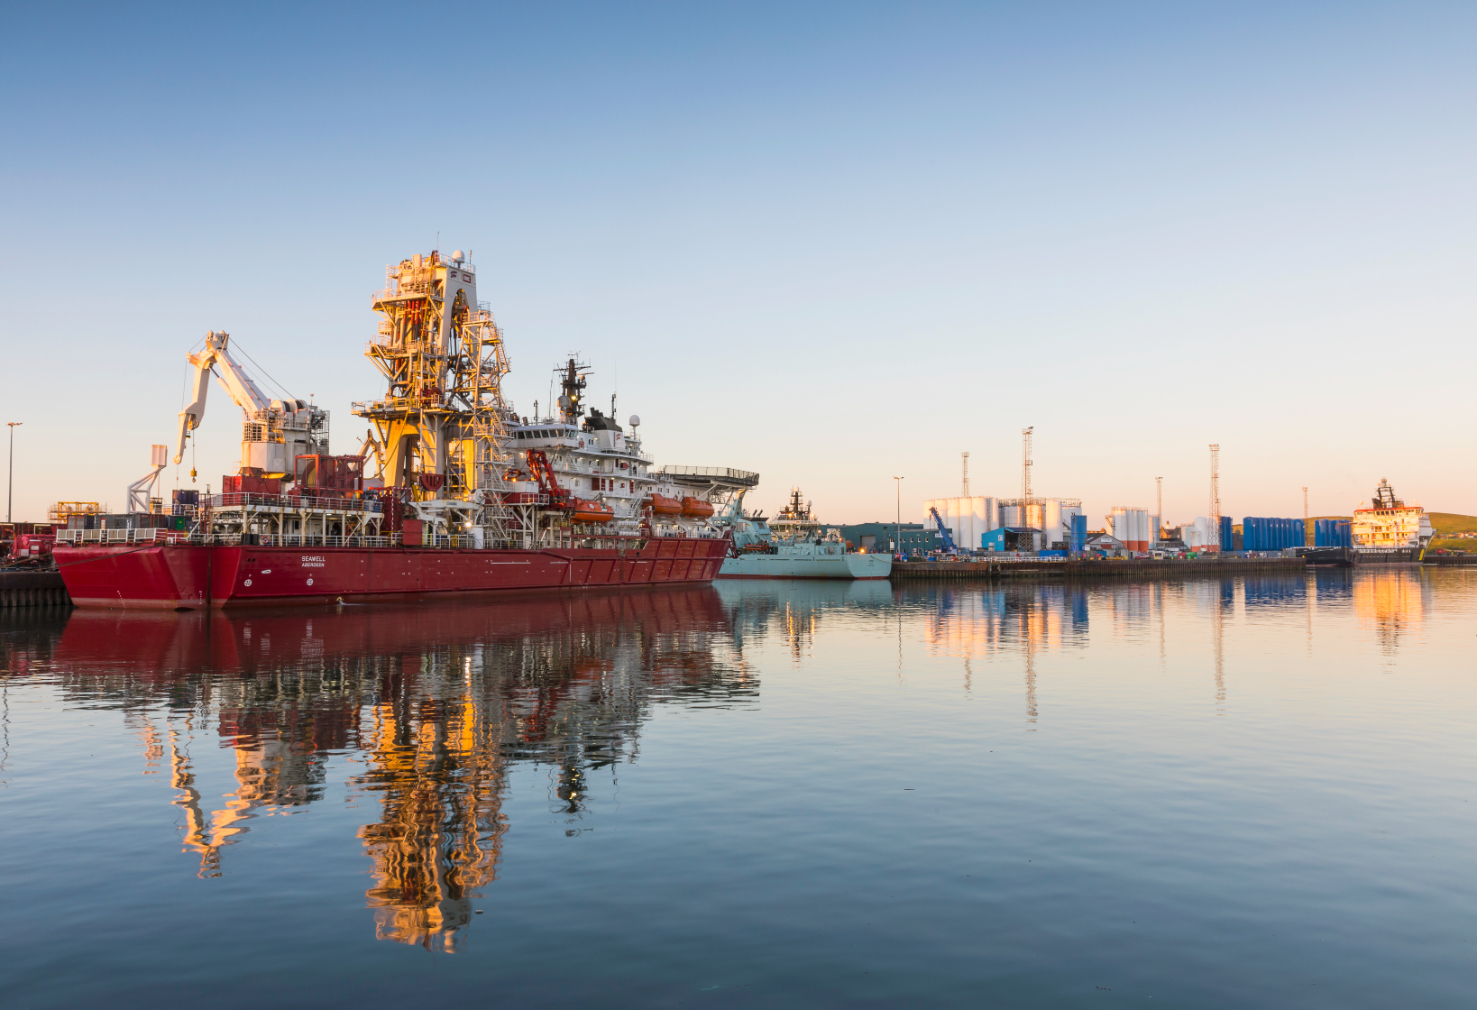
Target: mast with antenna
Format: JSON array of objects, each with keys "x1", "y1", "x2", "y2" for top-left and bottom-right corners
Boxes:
[{"x1": 961, "y1": 452, "x2": 970, "y2": 498}]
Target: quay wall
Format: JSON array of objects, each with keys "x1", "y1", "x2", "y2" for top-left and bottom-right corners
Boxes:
[
  {"x1": 890, "y1": 557, "x2": 1308, "y2": 580},
  {"x1": 0, "y1": 570, "x2": 71, "y2": 608}
]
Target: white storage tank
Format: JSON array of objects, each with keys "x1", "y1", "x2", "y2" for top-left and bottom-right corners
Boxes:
[
  {"x1": 1110, "y1": 507, "x2": 1151, "y2": 552},
  {"x1": 923, "y1": 496, "x2": 998, "y2": 550}
]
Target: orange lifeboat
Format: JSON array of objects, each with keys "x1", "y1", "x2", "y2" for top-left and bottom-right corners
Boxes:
[
  {"x1": 569, "y1": 499, "x2": 615, "y2": 524},
  {"x1": 646, "y1": 493, "x2": 684, "y2": 516},
  {"x1": 681, "y1": 496, "x2": 715, "y2": 518}
]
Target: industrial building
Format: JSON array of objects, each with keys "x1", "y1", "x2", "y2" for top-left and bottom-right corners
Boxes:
[
  {"x1": 837, "y1": 522, "x2": 941, "y2": 555},
  {"x1": 1083, "y1": 531, "x2": 1128, "y2": 555},
  {"x1": 981, "y1": 527, "x2": 1039, "y2": 552}
]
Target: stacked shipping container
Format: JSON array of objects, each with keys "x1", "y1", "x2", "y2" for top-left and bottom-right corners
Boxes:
[
  {"x1": 1241, "y1": 517, "x2": 1306, "y2": 551},
  {"x1": 1314, "y1": 518, "x2": 1352, "y2": 548}
]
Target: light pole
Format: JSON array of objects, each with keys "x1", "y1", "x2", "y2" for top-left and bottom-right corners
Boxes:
[
  {"x1": 6, "y1": 423, "x2": 20, "y2": 524},
  {"x1": 893, "y1": 476, "x2": 904, "y2": 558},
  {"x1": 1156, "y1": 476, "x2": 1163, "y2": 545}
]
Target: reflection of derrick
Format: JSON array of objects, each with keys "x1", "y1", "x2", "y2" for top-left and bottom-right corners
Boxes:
[
  {"x1": 167, "y1": 714, "x2": 334, "y2": 878},
  {"x1": 168, "y1": 722, "x2": 248, "y2": 878},
  {"x1": 356, "y1": 692, "x2": 509, "y2": 952}
]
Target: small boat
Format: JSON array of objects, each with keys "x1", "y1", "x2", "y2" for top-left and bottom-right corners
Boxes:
[
  {"x1": 646, "y1": 493, "x2": 683, "y2": 515},
  {"x1": 681, "y1": 496, "x2": 715, "y2": 518},
  {"x1": 569, "y1": 500, "x2": 616, "y2": 524}
]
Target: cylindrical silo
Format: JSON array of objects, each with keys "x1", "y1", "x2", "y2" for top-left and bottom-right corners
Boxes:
[{"x1": 1043, "y1": 500, "x2": 1061, "y2": 549}]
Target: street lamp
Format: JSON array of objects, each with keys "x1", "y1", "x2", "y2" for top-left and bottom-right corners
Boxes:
[
  {"x1": 893, "y1": 476, "x2": 904, "y2": 558},
  {"x1": 6, "y1": 422, "x2": 20, "y2": 524}
]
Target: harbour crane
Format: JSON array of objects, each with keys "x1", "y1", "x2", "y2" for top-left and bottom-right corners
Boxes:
[
  {"x1": 928, "y1": 507, "x2": 957, "y2": 552},
  {"x1": 174, "y1": 330, "x2": 327, "y2": 479}
]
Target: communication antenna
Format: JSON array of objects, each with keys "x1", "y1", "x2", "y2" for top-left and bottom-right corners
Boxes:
[
  {"x1": 961, "y1": 452, "x2": 970, "y2": 498},
  {"x1": 1209, "y1": 444, "x2": 1221, "y2": 550}
]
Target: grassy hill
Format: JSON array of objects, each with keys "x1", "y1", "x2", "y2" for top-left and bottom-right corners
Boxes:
[{"x1": 1429, "y1": 513, "x2": 1477, "y2": 535}]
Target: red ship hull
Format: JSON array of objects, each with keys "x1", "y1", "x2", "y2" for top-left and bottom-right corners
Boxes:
[{"x1": 56, "y1": 536, "x2": 728, "y2": 609}]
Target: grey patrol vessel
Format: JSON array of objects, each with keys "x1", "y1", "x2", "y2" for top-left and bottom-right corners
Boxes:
[{"x1": 716, "y1": 487, "x2": 892, "y2": 580}]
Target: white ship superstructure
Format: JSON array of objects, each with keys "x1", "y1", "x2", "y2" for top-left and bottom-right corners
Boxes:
[
  {"x1": 1351, "y1": 480, "x2": 1434, "y2": 555},
  {"x1": 505, "y1": 366, "x2": 757, "y2": 541}
]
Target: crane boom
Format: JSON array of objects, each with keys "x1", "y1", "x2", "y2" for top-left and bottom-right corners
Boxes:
[
  {"x1": 172, "y1": 329, "x2": 328, "y2": 480},
  {"x1": 928, "y1": 507, "x2": 957, "y2": 552},
  {"x1": 174, "y1": 331, "x2": 273, "y2": 464}
]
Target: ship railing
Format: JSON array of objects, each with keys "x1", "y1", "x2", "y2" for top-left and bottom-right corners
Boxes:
[
  {"x1": 241, "y1": 534, "x2": 404, "y2": 548},
  {"x1": 55, "y1": 528, "x2": 194, "y2": 545},
  {"x1": 655, "y1": 465, "x2": 761, "y2": 487},
  {"x1": 56, "y1": 527, "x2": 726, "y2": 548},
  {"x1": 205, "y1": 492, "x2": 382, "y2": 513}
]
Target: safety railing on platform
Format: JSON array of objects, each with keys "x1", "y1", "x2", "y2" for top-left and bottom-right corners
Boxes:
[
  {"x1": 206, "y1": 492, "x2": 382, "y2": 513},
  {"x1": 56, "y1": 529, "x2": 408, "y2": 548},
  {"x1": 56, "y1": 528, "x2": 193, "y2": 545}
]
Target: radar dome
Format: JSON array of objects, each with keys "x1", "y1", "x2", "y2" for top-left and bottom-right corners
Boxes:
[
  {"x1": 452, "y1": 250, "x2": 465, "y2": 263},
  {"x1": 628, "y1": 414, "x2": 641, "y2": 427}
]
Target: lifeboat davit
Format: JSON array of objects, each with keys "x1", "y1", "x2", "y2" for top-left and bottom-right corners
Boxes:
[
  {"x1": 646, "y1": 493, "x2": 683, "y2": 515},
  {"x1": 681, "y1": 496, "x2": 715, "y2": 518},
  {"x1": 569, "y1": 499, "x2": 615, "y2": 524}
]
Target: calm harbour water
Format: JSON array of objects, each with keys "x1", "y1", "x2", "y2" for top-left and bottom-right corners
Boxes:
[{"x1": 1, "y1": 568, "x2": 1473, "y2": 1008}]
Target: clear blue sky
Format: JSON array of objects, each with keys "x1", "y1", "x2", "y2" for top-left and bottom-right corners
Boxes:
[{"x1": 4, "y1": 2, "x2": 1473, "y2": 525}]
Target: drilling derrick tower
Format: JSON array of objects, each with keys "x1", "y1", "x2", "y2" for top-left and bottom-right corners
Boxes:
[{"x1": 353, "y1": 250, "x2": 517, "y2": 543}]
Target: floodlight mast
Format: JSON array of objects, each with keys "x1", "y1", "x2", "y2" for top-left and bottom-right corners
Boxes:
[{"x1": 1209, "y1": 444, "x2": 1221, "y2": 550}]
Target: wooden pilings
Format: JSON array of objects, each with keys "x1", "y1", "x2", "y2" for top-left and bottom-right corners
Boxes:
[{"x1": 0, "y1": 570, "x2": 71, "y2": 608}]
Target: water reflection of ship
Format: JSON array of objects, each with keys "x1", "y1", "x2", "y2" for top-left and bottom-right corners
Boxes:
[
  {"x1": 30, "y1": 586, "x2": 749, "y2": 950},
  {"x1": 1353, "y1": 568, "x2": 1430, "y2": 653},
  {"x1": 917, "y1": 583, "x2": 1090, "y2": 662},
  {"x1": 714, "y1": 579, "x2": 894, "y2": 658}
]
